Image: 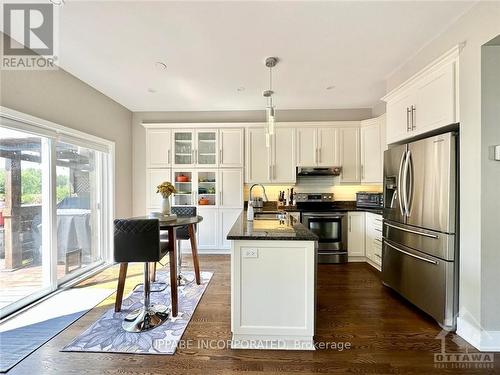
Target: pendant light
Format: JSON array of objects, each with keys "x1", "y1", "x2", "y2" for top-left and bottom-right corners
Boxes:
[{"x1": 263, "y1": 57, "x2": 278, "y2": 147}]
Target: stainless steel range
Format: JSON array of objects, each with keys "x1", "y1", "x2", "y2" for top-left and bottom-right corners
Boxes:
[{"x1": 296, "y1": 193, "x2": 348, "y2": 264}]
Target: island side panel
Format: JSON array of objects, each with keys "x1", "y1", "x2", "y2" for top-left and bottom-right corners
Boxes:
[{"x1": 231, "y1": 239, "x2": 316, "y2": 349}]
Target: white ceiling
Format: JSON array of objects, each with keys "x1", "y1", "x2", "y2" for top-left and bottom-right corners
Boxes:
[{"x1": 56, "y1": 1, "x2": 475, "y2": 112}]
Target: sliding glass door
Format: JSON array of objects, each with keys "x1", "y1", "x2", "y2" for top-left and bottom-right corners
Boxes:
[
  {"x1": 55, "y1": 142, "x2": 104, "y2": 283},
  {"x1": 0, "y1": 128, "x2": 52, "y2": 314},
  {"x1": 0, "y1": 115, "x2": 112, "y2": 318}
]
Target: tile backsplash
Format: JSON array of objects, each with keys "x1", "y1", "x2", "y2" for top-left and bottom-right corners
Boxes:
[{"x1": 244, "y1": 177, "x2": 382, "y2": 202}]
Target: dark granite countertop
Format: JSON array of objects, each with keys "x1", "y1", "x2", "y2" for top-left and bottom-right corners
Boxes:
[
  {"x1": 227, "y1": 211, "x2": 318, "y2": 241},
  {"x1": 283, "y1": 201, "x2": 383, "y2": 216}
]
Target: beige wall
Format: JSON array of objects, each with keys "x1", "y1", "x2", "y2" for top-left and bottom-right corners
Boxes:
[
  {"x1": 481, "y1": 44, "x2": 500, "y2": 329},
  {"x1": 0, "y1": 33, "x2": 133, "y2": 218},
  {"x1": 384, "y1": 2, "x2": 500, "y2": 332},
  {"x1": 132, "y1": 108, "x2": 373, "y2": 215}
]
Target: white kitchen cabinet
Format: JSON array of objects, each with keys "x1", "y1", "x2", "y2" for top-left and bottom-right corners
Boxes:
[
  {"x1": 196, "y1": 129, "x2": 219, "y2": 167},
  {"x1": 219, "y1": 168, "x2": 243, "y2": 208},
  {"x1": 414, "y1": 62, "x2": 457, "y2": 135},
  {"x1": 219, "y1": 208, "x2": 242, "y2": 249},
  {"x1": 146, "y1": 129, "x2": 171, "y2": 167},
  {"x1": 245, "y1": 127, "x2": 271, "y2": 183},
  {"x1": 339, "y1": 128, "x2": 361, "y2": 183},
  {"x1": 383, "y1": 46, "x2": 459, "y2": 145},
  {"x1": 272, "y1": 127, "x2": 296, "y2": 183},
  {"x1": 385, "y1": 91, "x2": 416, "y2": 145},
  {"x1": 146, "y1": 169, "x2": 171, "y2": 209},
  {"x1": 172, "y1": 129, "x2": 195, "y2": 166},
  {"x1": 296, "y1": 127, "x2": 339, "y2": 167},
  {"x1": 219, "y1": 128, "x2": 244, "y2": 168},
  {"x1": 360, "y1": 119, "x2": 382, "y2": 184},
  {"x1": 317, "y1": 128, "x2": 340, "y2": 166},
  {"x1": 172, "y1": 129, "x2": 218, "y2": 167},
  {"x1": 197, "y1": 207, "x2": 219, "y2": 251},
  {"x1": 365, "y1": 212, "x2": 383, "y2": 270},
  {"x1": 245, "y1": 127, "x2": 295, "y2": 184},
  {"x1": 348, "y1": 211, "x2": 365, "y2": 257},
  {"x1": 296, "y1": 128, "x2": 317, "y2": 166}
]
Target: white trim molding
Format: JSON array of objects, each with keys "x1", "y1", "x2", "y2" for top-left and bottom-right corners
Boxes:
[
  {"x1": 142, "y1": 120, "x2": 361, "y2": 130},
  {"x1": 457, "y1": 316, "x2": 500, "y2": 352},
  {"x1": 381, "y1": 44, "x2": 462, "y2": 103}
]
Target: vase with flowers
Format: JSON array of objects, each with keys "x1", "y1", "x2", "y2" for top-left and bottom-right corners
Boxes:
[{"x1": 156, "y1": 181, "x2": 177, "y2": 216}]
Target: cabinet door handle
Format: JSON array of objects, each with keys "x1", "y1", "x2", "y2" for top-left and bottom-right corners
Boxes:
[
  {"x1": 219, "y1": 149, "x2": 223, "y2": 164},
  {"x1": 219, "y1": 191, "x2": 222, "y2": 206},
  {"x1": 411, "y1": 105, "x2": 416, "y2": 130},
  {"x1": 318, "y1": 148, "x2": 321, "y2": 163},
  {"x1": 406, "y1": 107, "x2": 411, "y2": 132},
  {"x1": 268, "y1": 165, "x2": 272, "y2": 181},
  {"x1": 167, "y1": 149, "x2": 171, "y2": 164},
  {"x1": 192, "y1": 150, "x2": 195, "y2": 164},
  {"x1": 349, "y1": 216, "x2": 352, "y2": 232},
  {"x1": 361, "y1": 165, "x2": 364, "y2": 180}
]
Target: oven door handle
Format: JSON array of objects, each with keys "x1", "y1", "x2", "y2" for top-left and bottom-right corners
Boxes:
[{"x1": 306, "y1": 216, "x2": 345, "y2": 220}]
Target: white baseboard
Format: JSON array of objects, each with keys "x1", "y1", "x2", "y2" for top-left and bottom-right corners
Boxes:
[
  {"x1": 231, "y1": 334, "x2": 315, "y2": 351},
  {"x1": 457, "y1": 316, "x2": 500, "y2": 352}
]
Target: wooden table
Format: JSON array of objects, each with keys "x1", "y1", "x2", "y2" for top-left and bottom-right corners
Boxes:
[{"x1": 114, "y1": 215, "x2": 203, "y2": 317}]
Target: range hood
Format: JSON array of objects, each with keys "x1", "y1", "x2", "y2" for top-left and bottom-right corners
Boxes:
[{"x1": 296, "y1": 167, "x2": 342, "y2": 177}]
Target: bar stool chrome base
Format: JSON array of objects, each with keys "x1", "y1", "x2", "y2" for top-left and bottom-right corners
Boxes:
[{"x1": 122, "y1": 304, "x2": 170, "y2": 333}]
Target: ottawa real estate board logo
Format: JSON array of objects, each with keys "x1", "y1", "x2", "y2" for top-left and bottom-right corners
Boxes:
[{"x1": 2, "y1": 2, "x2": 58, "y2": 70}]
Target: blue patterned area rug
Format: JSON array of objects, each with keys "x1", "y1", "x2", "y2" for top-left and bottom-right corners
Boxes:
[{"x1": 62, "y1": 270, "x2": 213, "y2": 355}]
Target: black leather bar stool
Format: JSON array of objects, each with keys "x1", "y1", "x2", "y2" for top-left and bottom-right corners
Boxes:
[
  {"x1": 114, "y1": 219, "x2": 172, "y2": 332},
  {"x1": 171, "y1": 206, "x2": 197, "y2": 285}
]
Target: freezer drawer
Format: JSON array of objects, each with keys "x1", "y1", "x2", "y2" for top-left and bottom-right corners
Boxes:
[
  {"x1": 383, "y1": 220, "x2": 456, "y2": 261},
  {"x1": 382, "y1": 240, "x2": 456, "y2": 329}
]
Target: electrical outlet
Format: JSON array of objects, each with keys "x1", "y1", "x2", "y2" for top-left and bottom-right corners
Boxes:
[{"x1": 243, "y1": 248, "x2": 258, "y2": 258}]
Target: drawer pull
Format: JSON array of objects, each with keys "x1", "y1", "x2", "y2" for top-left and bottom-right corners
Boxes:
[
  {"x1": 385, "y1": 241, "x2": 438, "y2": 265},
  {"x1": 384, "y1": 222, "x2": 438, "y2": 239}
]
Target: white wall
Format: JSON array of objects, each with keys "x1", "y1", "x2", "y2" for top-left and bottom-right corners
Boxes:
[
  {"x1": 0, "y1": 33, "x2": 133, "y2": 218},
  {"x1": 481, "y1": 44, "x2": 500, "y2": 330},
  {"x1": 132, "y1": 108, "x2": 373, "y2": 215},
  {"x1": 384, "y1": 1, "x2": 500, "y2": 335}
]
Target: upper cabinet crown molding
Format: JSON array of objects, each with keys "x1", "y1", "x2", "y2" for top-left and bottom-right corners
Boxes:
[
  {"x1": 381, "y1": 44, "x2": 461, "y2": 103},
  {"x1": 142, "y1": 121, "x2": 360, "y2": 129}
]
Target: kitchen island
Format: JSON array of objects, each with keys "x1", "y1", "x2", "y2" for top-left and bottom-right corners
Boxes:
[{"x1": 227, "y1": 212, "x2": 318, "y2": 350}]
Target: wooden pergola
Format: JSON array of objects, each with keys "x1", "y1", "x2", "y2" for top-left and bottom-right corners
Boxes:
[{"x1": 1, "y1": 137, "x2": 92, "y2": 269}]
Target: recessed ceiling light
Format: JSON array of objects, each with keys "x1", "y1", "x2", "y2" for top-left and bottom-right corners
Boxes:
[
  {"x1": 237, "y1": 87, "x2": 245, "y2": 92},
  {"x1": 326, "y1": 85, "x2": 336, "y2": 90},
  {"x1": 148, "y1": 88, "x2": 157, "y2": 93},
  {"x1": 49, "y1": 0, "x2": 65, "y2": 5},
  {"x1": 155, "y1": 62, "x2": 167, "y2": 70}
]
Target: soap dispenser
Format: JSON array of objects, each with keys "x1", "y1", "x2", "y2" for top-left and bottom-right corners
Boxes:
[{"x1": 247, "y1": 200, "x2": 254, "y2": 221}]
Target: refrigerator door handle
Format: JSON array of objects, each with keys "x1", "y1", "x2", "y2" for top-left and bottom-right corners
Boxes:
[
  {"x1": 402, "y1": 150, "x2": 411, "y2": 216},
  {"x1": 406, "y1": 150, "x2": 414, "y2": 216},
  {"x1": 397, "y1": 151, "x2": 406, "y2": 217},
  {"x1": 384, "y1": 222, "x2": 439, "y2": 239},
  {"x1": 385, "y1": 241, "x2": 438, "y2": 265}
]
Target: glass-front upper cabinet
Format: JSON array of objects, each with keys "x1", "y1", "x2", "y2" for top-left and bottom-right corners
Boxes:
[
  {"x1": 173, "y1": 130, "x2": 194, "y2": 166},
  {"x1": 196, "y1": 130, "x2": 218, "y2": 167}
]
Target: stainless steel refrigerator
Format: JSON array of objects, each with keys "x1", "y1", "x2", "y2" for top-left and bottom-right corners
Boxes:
[{"x1": 382, "y1": 131, "x2": 458, "y2": 330}]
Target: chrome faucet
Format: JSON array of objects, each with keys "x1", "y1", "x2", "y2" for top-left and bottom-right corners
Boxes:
[{"x1": 249, "y1": 184, "x2": 269, "y2": 203}]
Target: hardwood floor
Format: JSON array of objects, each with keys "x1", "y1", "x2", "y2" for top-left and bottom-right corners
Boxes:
[{"x1": 9, "y1": 255, "x2": 499, "y2": 374}]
